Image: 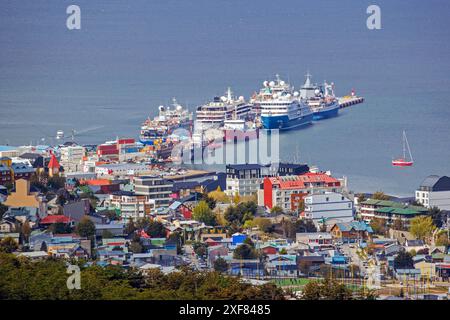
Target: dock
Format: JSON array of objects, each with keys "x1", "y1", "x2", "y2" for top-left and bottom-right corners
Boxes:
[{"x1": 338, "y1": 96, "x2": 365, "y2": 108}]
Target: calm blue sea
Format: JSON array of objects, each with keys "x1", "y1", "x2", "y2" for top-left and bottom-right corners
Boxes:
[{"x1": 1, "y1": 0, "x2": 449, "y2": 196}]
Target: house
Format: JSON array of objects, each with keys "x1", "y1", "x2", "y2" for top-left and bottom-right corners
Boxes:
[
  {"x1": 47, "y1": 153, "x2": 60, "y2": 177},
  {"x1": 95, "y1": 222, "x2": 125, "y2": 237},
  {"x1": 17, "y1": 251, "x2": 49, "y2": 260},
  {"x1": 0, "y1": 218, "x2": 17, "y2": 233},
  {"x1": 296, "y1": 232, "x2": 333, "y2": 250},
  {"x1": 229, "y1": 259, "x2": 265, "y2": 277},
  {"x1": 207, "y1": 245, "x2": 229, "y2": 267},
  {"x1": 330, "y1": 221, "x2": 373, "y2": 243},
  {"x1": 265, "y1": 254, "x2": 298, "y2": 277},
  {"x1": 231, "y1": 233, "x2": 247, "y2": 246},
  {"x1": 0, "y1": 232, "x2": 20, "y2": 244},
  {"x1": 40, "y1": 215, "x2": 74, "y2": 227},
  {"x1": 297, "y1": 255, "x2": 326, "y2": 275},
  {"x1": 394, "y1": 268, "x2": 421, "y2": 281},
  {"x1": 260, "y1": 244, "x2": 278, "y2": 255},
  {"x1": 415, "y1": 175, "x2": 450, "y2": 210},
  {"x1": 303, "y1": 192, "x2": 354, "y2": 223},
  {"x1": 63, "y1": 198, "x2": 91, "y2": 223},
  {"x1": 3, "y1": 179, "x2": 47, "y2": 216},
  {"x1": 405, "y1": 239, "x2": 426, "y2": 253}
]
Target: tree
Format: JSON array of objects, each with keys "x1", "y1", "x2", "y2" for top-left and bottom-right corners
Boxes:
[
  {"x1": 76, "y1": 216, "x2": 96, "y2": 238},
  {"x1": 102, "y1": 230, "x2": 114, "y2": 239},
  {"x1": 372, "y1": 191, "x2": 390, "y2": 200},
  {"x1": 233, "y1": 243, "x2": 257, "y2": 260},
  {"x1": 394, "y1": 250, "x2": 414, "y2": 270},
  {"x1": 21, "y1": 221, "x2": 32, "y2": 242},
  {"x1": 129, "y1": 241, "x2": 143, "y2": 254},
  {"x1": 213, "y1": 257, "x2": 228, "y2": 273},
  {"x1": 224, "y1": 201, "x2": 257, "y2": 227},
  {"x1": 0, "y1": 237, "x2": 18, "y2": 253},
  {"x1": 125, "y1": 217, "x2": 136, "y2": 235},
  {"x1": 302, "y1": 278, "x2": 353, "y2": 300},
  {"x1": 145, "y1": 220, "x2": 166, "y2": 238},
  {"x1": 392, "y1": 217, "x2": 404, "y2": 231},
  {"x1": 428, "y1": 206, "x2": 444, "y2": 228},
  {"x1": 192, "y1": 242, "x2": 207, "y2": 257},
  {"x1": 0, "y1": 203, "x2": 8, "y2": 219},
  {"x1": 270, "y1": 206, "x2": 283, "y2": 215},
  {"x1": 199, "y1": 192, "x2": 216, "y2": 209},
  {"x1": 233, "y1": 193, "x2": 241, "y2": 204},
  {"x1": 192, "y1": 201, "x2": 216, "y2": 226},
  {"x1": 40, "y1": 241, "x2": 48, "y2": 252},
  {"x1": 49, "y1": 222, "x2": 72, "y2": 234},
  {"x1": 208, "y1": 187, "x2": 230, "y2": 204},
  {"x1": 370, "y1": 218, "x2": 387, "y2": 235},
  {"x1": 252, "y1": 217, "x2": 273, "y2": 233},
  {"x1": 356, "y1": 193, "x2": 366, "y2": 203},
  {"x1": 409, "y1": 216, "x2": 435, "y2": 241},
  {"x1": 435, "y1": 232, "x2": 449, "y2": 247}
]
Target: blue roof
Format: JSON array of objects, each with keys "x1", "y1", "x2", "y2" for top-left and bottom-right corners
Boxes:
[
  {"x1": 334, "y1": 221, "x2": 373, "y2": 233},
  {"x1": 0, "y1": 146, "x2": 17, "y2": 151}
]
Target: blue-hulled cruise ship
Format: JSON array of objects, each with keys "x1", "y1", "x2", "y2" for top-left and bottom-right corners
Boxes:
[
  {"x1": 251, "y1": 75, "x2": 313, "y2": 130},
  {"x1": 299, "y1": 72, "x2": 339, "y2": 121}
]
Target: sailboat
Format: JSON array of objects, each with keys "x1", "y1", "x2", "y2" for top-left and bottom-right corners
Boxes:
[{"x1": 392, "y1": 131, "x2": 414, "y2": 167}]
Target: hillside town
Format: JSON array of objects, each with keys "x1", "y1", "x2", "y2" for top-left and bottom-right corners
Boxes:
[{"x1": 0, "y1": 140, "x2": 449, "y2": 300}]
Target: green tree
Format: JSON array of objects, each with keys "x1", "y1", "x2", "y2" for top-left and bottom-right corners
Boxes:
[
  {"x1": 393, "y1": 250, "x2": 414, "y2": 270},
  {"x1": 192, "y1": 201, "x2": 216, "y2": 226},
  {"x1": 270, "y1": 206, "x2": 283, "y2": 215},
  {"x1": 145, "y1": 220, "x2": 166, "y2": 238},
  {"x1": 49, "y1": 222, "x2": 72, "y2": 234},
  {"x1": 213, "y1": 257, "x2": 228, "y2": 273},
  {"x1": 409, "y1": 216, "x2": 435, "y2": 241},
  {"x1": 102, "y1": 230, "x2": 114, "y2": 239},
  {"x1": 125, "y1": 217, "x2": 136, "y2": 235},
  {"x1": 435, "y1": 232, "x2": 449, "y2": 247},
  {"x1": 301, "y1": 278, "x2": 353, "y2": 300},
  {"x1": 233, "y1": 243, "x2": 257, "y2": 260},
  {"x1": 129, "y1": 241, "x2": 143, "y2": 254},
  {"x1": 428, "y1": 206, "x2": 444, "y2": 228},
  {"x1": 76, "y1": 216, "x2": 96, "y2": 238},
  {"x1": 392, "y1": 217, "x2": 404, "y2": 231}
]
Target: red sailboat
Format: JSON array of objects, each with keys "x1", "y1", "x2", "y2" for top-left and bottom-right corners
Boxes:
[{"x1": 392, "y1": 131, "x2": 414, "y2": 167}]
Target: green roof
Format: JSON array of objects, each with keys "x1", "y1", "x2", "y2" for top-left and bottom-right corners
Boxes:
[{"x1": 375, "y1": 207, "x2": 425, "y2": 215}]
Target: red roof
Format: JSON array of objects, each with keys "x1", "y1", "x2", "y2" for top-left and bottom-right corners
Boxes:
[
  {"x1": 47, "y1": 153, "x2": 60, "y2": 169},
  {"x1": 40, "y1": 215, "x2": 72, "y2": 224},
  {"x1": 268, "y1": 172, "x2": 340, "y2": 190}
]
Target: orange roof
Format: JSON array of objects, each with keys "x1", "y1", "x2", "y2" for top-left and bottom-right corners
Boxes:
[
  {"x1": 47, "y1": 153, "x2": 60, "y2": 169},
  {"x1": 84, "y1": 179, "x2": 112, "y2": 186}
]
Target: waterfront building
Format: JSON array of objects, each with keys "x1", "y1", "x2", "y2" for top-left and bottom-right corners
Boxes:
[
  {"x1": 303, "y1": 192, "x2": 354, "y2": 223},
  {"x1": 359, "y1": 199, "x2": 429, "y2": 226},
  {"x1": 134, "y1": 176, "x2": 173, "y2": 208},
  {"x1": 415, "y1": 175, "x2": 450, "y2": 210},
  {"x1": 260, "y1": 172, "x2": 344, "y2": 212},
  {"x1": 225, "y1": 163, "x2": 309, "y2": 197}
]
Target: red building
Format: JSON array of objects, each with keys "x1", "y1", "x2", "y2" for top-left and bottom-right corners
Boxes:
[{"x1": 261, "y1": 172, "x2": 343, "y2": 212}]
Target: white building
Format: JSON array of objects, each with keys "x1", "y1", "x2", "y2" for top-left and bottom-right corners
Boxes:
[
  {"x1": 415, "y1": 175, "x2": 450, "y2": 210},
  {"x1": 60, "y1": 145, "x2": 85, "y2": 173},
  {"x1": 95, "y1": 163, "x2": 154, "y2": 178},
  {"x1": 104, "y1": 191, "x2": 155, "y2": 221},
  {"x1": 303, "y1": 192, "x2": 354, "y2": 223},
  {"x1": 134, "y1": 176, "x2": 173, "y2": 207}
]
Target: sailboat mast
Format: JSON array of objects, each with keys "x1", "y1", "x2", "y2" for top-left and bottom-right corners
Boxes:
[
  {"x1": 404, "y1": 131, "x2": 414, "y2": 162},
  {"x1": 403, "y1": 131, "x2": 406, "y2": 159}
]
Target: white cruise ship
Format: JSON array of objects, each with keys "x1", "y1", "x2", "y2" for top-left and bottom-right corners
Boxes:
[
  {"x1": 251, "y1": 75, "x2": 313, "y2": 130},
  {"x1": 195, "y1": 87, "x2": 252, "y2": 130}
]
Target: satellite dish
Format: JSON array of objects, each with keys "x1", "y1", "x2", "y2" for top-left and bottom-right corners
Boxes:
[
  {"x1": 280, "y1": 80, "x2": 285, "y2": 86},
  {"x1": 314, "y1": 89, "x2": 321, "y2": 96},
  {"x1": 159, "y1": 105, "x2": 165, "y2": 111},
  {"x1": 238, "y1": 96, "x2": 244, "y2": 101},
  {"x1": 293, "y1": 91, "x2": 299, "y2": 97},
  {"x1": 263, "y1": 81, "x2": 269, "y2": 87},
  {"x1": 220, "y1": 96, "x2": 227, "y2": 102},
  {"x1": 269, "y1": 81, "x2": 275, "y2": 87}
]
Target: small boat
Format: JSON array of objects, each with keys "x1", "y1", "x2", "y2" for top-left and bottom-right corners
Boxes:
[{"x1": 392, "y1": 131, "x2": 414, "y2": 167}]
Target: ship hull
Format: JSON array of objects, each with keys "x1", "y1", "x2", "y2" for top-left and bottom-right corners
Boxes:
[
  {"x1": 312, "y1": 104, "x2": 339, "y2": 120},
  {"x1": 261, "y1": 113, "x2": 313, "y2": 130}
]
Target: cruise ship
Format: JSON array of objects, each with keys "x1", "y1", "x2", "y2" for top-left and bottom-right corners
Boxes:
[
  {"x1": 194, "y1": 87, "x2": 252, "y2": 130},
  {"x1": 300, "y1": 73, "x2": 339, "y2": 121},
  {"x1": 139, "y1": 98, "x2": 193, "y2": 145},
  {"x1": 252, "y1": 75, "x2": 313, "y2": 130}
]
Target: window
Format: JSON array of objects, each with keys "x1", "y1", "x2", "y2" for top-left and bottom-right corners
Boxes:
[{"x1": 326, "y1": 197, "x2": 329, "y2": 202}]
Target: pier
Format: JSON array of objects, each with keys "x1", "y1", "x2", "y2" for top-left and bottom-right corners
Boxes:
[{"x1": 338, "y1": 96, "x2": 365, "y2": 108}]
